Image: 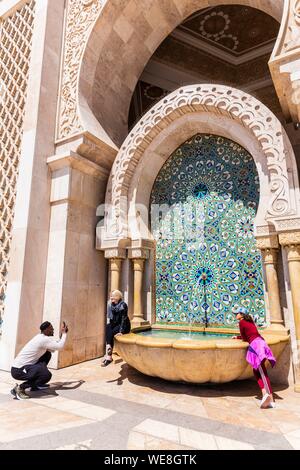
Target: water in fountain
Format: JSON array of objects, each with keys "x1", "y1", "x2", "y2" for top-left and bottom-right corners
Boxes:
[{"x1": 188, "y1": 316, "x2": 195, "y2": 339}]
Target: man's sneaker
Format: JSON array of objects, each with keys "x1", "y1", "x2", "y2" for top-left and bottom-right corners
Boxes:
[
  {"x1": 15, "y1": 385, "x2": 30, "y2": 400},
  {"x1": 30, "y1": 384, "x2": 50, "y2": 391}
]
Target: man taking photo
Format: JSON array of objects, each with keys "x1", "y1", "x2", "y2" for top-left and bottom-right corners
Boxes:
[{"x1": 10, "y1": 321, "x2": 68, "y2": 400}]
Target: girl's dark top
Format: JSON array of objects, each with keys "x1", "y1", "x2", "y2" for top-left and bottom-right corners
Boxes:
[
  {"x1": 108, "y1": 300, "x2": 130, "y2": 334},
  {"x1": 237, "y1": 319, "x2": 262, "y2": 344}
]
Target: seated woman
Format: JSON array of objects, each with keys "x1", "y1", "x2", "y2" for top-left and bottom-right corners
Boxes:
[
  {"x1": 101, "y1": 290, "x2": 131, "y2": 367},
  {"x1": 232, "y1": 306, "x2": 276, "y2": 409}
]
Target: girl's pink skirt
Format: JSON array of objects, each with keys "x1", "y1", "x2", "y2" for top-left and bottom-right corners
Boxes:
[{"x1": 246, "y1": 337, "x2": 276, "y2": 370}]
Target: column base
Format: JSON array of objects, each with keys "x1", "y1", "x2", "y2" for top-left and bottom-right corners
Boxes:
[
  {"x1": 264, "y1": 326, "x2": 289, "y2": 337},
  {"x1": 294, "y1": 383, "x2": 300, "y2": 393},
  {"x1": 131, "y1": 318, "x2": 150, "y2": 330},
  {"x1": 269, "y1": 323, "x2": 288, "y2": 336},
  {"x1": 269, "y1": 322, "x2": 286, "y2": 331}
]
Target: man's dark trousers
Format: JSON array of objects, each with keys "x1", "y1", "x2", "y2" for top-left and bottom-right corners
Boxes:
[{"x1": 11, "y1": 351, "x2": 52, "y2": 390}]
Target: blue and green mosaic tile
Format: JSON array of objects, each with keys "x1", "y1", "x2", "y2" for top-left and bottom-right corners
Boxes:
[{"x1": 150, "y1": 134, "x2": 266, "y2": 327}]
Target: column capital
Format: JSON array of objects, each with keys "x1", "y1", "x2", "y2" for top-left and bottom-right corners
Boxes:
[
  {"x1": 256, "y1": 235, "x2": 279, "y2": 250},
  {"x1": 279, "y1": 232, "x2": 300, "y2": 247},
  {"x1": 285, "y1": 244, "x2": 300, "y2": 262},
  {"x1": 104, "y1": 248, "x2": 126, "y2": 259},
  {"x1": 128, "y1": 248, "x2": 149, "y2": 260},
  {"x1": 131, "y1": 258, "x2": 145, "y2": 272},
  {"x1": 261, "y1": 248, "x2": 279, "y2": 265}
]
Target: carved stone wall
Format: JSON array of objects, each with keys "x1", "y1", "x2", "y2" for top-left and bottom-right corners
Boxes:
[
  {"x1": 56, "y1": 0, "x2": 103, "y2": 141},
  {"x1": 104, "y1": 84, "x2": 299, "y2": 241},
  {"x1": 269, "y1": 0, "x2": 300, "y2": 123},
  {"x1": 0, "y1": 0, "x2": 35, "y2": 328},
  {"x1": 274, "y1": 0, "x2": 300, "y2": 55}
]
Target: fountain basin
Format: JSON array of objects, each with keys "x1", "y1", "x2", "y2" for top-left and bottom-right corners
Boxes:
[{"x1": 115, "y1": 328, "x2": 290, "y2": 383}]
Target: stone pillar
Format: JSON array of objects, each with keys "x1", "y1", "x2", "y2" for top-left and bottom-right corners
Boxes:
[
  {"x1": 109, "y1": 259, "x2": 122, "y2": 292},
  {"x1": 128, "y1": 248, "x2": 150, "y2": 328},
  {"x1": 257, "y1": 236, "x2": 284, "y2": 330},
  {"x1": 261, "y1": 248, "x2": 284, "y2": 330},
  {"x1": 104, "y1": 250, "x2": 126, "y2": 293},
  {"x1": 279, "y1": 233, "x2": 300, "y2": 392},
  {"x1": 43, "y1": 153, "x2": 109, "y2": 368}
]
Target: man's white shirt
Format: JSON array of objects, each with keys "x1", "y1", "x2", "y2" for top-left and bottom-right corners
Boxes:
[{"x1": 12, "y1": 333, "x2": 67, "y2": 368}]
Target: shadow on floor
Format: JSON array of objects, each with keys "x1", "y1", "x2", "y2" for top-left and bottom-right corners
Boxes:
[
  {"x1": 107, "y1": 362, "x2": 288, "y2": 401},
  {"x1": 27, "y1": 380, "x2": 85, "y2": 399}
]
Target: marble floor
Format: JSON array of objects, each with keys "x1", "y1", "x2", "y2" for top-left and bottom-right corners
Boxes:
[{"x1": 0, "y1": 356, "x2": 299, "y2": 450}]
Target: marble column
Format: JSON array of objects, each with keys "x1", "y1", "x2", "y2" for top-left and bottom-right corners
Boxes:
[
  {"x1": 257, "y1": 236, "x2": 284, "y2": 330},
  {"x1": 279, "y1": 233, "x2": 300, "y2": 392},
  {"x1": 261, "y1": 248, "x2": 284, "y2": 330},
  {"x1": 128, "y1": 248, "x2": 150, "y2": 328}
]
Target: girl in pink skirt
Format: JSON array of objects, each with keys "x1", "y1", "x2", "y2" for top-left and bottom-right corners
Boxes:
[{"x1": 232, "y1": 306, "x2": 276, "y2": 409}]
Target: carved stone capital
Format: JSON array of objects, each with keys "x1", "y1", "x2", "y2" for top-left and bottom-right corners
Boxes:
[
  {"x1": 256, "y1": 235, "x2": 279, "y2": 250},
  {"x1": 279, "y1": 232, "x2": 300, "y2": 246},
  {"x1": 286, "y1": 244, "x2": 300, "y2": 262},
  {"x1": 130, "y1": 239, "x2": 156, "y2": 250},
  {"x1": 261, "y1": 248, "x2": 279, "y2": 265},
  {"x1": 104, "y1": 248, "x2": 126, "y2": 259},
  {"x1": 128, "y1": 248, "x2": 149, "y2": 260},
  {"x1": 132, "y1": 258, "x2": 145, "y2": 272}
]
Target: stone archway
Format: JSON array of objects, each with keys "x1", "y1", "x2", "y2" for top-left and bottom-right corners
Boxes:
[
  {"x1": 98, "y1": 83, "x2": 300, "y2": 389},
  {"x1": 61, "y1": 0, "x2": 285, "y2": 148},
  {"x1": 100, "y1": 84, "x2": 300, "y2": 245}
]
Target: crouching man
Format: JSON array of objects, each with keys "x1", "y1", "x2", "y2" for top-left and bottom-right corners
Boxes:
[{"x1": 10, "y1": 321, "x2": 68, "y2": 400}]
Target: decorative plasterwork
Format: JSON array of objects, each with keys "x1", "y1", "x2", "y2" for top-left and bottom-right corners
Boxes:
[
  {"x1": 0, "y1": 0, "x2": 35, "y2": 326},
  {"x1": 256, "y1": 235, "x2": 279, "y2": 250},
  {"x1": 269, "y1": 0, "x2": 300, "y2": 123},
  {"x1": 104, "y1": 248, "x2": 126, "y2": 259},
  {"x1": 106, "y1": 84, "x2": 297, "y2": 241},
  {"x1": 279, "y1": 231, "x2": 300, "y2": 246},
  {"x1": 127, "y1": 248, "x2": 150, "y2": 260},
  {"x1": 56, "y1": 0, "x2": 103, "y2": 141},
  {"x1": 282, "y1": 0, "x2": 300, "y2": 54}
]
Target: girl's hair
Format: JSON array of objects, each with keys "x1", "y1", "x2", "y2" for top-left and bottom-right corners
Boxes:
[
  {"x1": 111, "y1": 289, "x2": 123, "y2": 300},
  {"x1": 241, "y1": 313, "x2": 254, "y2": 323}
]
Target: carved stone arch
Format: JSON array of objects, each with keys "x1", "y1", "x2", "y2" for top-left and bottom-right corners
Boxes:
[
  {"x1": 99, "y1": 84, "x2": 300, "y2": 247},
  {"x1": 57, "y1": 0, "x2": 285, "y2": 148}
]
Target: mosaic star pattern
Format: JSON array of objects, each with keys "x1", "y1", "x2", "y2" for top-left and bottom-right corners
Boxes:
[{"x1": 151, "y1": 134, "x2": 266, "y2": 327}]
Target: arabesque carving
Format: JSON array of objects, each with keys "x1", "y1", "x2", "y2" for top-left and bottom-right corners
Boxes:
[
  {"x1": 108, "y1": 84, "x2": 296, "y2": 239},
  {"x1": 56, "y1": 0, "x2": 103, "y2": 141},
  {"x1": 0, "y1": 0, "x2": 35, "y2": 326}
]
